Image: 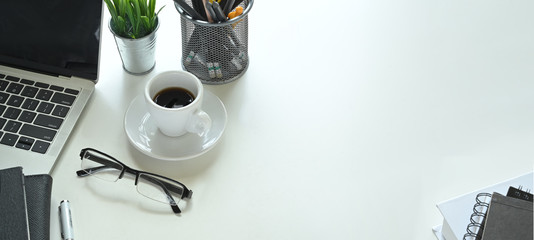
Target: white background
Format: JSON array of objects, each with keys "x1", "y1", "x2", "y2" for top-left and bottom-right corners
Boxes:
[{"x1": 49, "y1": 0, "x2": 534, "y2": 239}]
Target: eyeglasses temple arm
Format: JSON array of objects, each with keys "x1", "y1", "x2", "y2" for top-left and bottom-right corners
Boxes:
[
  {"x1": 76, "y1": 166, "x2": 111, "y2": 177},
  {"x1": 163, "y1": 184, "x2": 193, "y2": 213}
]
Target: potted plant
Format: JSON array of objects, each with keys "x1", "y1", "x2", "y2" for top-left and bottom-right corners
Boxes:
[{"x1": 104, "y1": 0, "x2": 164, "y2": 74}]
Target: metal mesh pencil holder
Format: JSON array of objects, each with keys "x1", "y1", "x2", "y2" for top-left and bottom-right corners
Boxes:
[{"x1": 175, "y1": 0, "x2": 253, "y2": 84}]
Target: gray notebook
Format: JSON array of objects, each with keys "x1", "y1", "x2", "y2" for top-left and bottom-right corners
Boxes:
[
  {"x1": 0, "y1": 167, "x2": 30, "y2": 240},
  {"x1": 481, "y1": 192, "x2": 533, "y2": 240},
  {"x1": 25, "y1": 174, "x2": 53, "y2": 240}
]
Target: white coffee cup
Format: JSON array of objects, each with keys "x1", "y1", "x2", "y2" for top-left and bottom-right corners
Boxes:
[{"x1": 145, "y1": 71, "x2": 212, "y2": 137}]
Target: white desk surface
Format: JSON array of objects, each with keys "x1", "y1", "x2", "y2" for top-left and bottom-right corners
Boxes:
[{"x1": 49, "y1": 0, "x2": 534, "y2": 239}]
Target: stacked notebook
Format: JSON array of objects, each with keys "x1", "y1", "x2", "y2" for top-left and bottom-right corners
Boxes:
[
  {"x1": 0, "y1": 167, "x2": 52, "y2": 240},
  {"x1": 477, "y1": 190, "x2": 532, "y2": 240},
  {"x1": 433, "y1": 172, "x2": 533, "y2": 240}
]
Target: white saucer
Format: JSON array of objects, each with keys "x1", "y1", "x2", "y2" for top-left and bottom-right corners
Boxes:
[{"x1": 124, "y1": 90, "x2": 227, "y2": 160}]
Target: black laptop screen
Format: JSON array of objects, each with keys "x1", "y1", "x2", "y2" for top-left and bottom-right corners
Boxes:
[{"x1": 0, "y1": 0, "x2": 102, "y2": 80}]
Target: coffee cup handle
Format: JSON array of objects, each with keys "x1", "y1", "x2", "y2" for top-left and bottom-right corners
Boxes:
[{"x1": 186, "y1": 110, "x2": 212, "y2": 137}]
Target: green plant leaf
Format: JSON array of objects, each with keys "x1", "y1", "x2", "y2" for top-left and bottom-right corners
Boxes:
[
  {"x1": 112, "y1": 0, "x2": 121, "y2": 16},
  {"x1": 131, "y1": 0, "x2": 141, "y2": 18},
  {"x1": 140, "y1": 16, "x2": 150, "y2": 31},
  {"x1": 131, "y1": 0, "x2": 141, "y2": 35},
  {"x1": 119, "y1": 0, "x2": 128, "y2": 19},
  {"x1": 117, "y1": 16, "x2": 127, "y2": 36},
  {"x1": 123, "y1": 0, "x2": 138, "y2": 38},
  {"x1": 139, "y1": 0, "x2": 148, "y2": 16},
  {"x1": 148, "y1": 0, "x2": 156, "y2": 19},
  {"x1": 103, "y1": 0, "x2": 118, "y2": 21},
  {"x1": 156, "y1": 5, "x2": 164, "y2": 16}
]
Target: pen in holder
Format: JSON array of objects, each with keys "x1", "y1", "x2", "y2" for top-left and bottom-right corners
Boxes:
[{"x1": 175, "y1": 0, "x2": 252, "y2": 84}]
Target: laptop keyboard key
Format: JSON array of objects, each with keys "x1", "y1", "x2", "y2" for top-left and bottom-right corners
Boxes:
[
  {"x1": 0, "y1": 106, "x2": 5, "y2": 116},
  {"x1": 35, "y1": 114, "x2": 63, "y2": 129},
  {"x1": 51, "y1": 92, "x2": 76, "y2": 106},
  {"x1": 35, "y1": 82, "x2": 50, "y2": 89},
  {"x1": 20, "y1": 124, "x2": 56, "y2": 141},
  {"x1": 31, "y1": 140, "x2": 50, "y2": 154},
  {"x1": 36, "y1": 102, "x2": 54, "y2": 114},
  {"x1": 0, "y1": 80, "x2": 8, "y2": 91},
  {"x1": 50, "y1": 85, "x2": 64, "y2": 91},
  {"x1": 21, "y1": 99, "x2": 39, "y2": 110},
  {"x1": 6, "y1": 83, "x2": 23, "y2": 94},
  {"x1": 65, "y1": 88, "x2": 79, "y2": 95},
  {"x1": 21, "y1": 86, "x2": 38, "y2": 98},
  {"x1": 4, "y1": 120, "x2": 22, "y2": 133},
  {"x1": 0, "y1": 118, "x2": 6, "y2": 129},
  {"x1": 36, "y1": 89, "x2": 53, "y2": 101},
  {"x1": 3, "y1": 107, "x2": 21, "y2": 119},
  {"x1": 7, "y1": 95, "x2": 24, "y2": 107},
  {"x1": 20, "y1": 79, "x2": 35, "y2": 85},
  {"x1": 19, "y1": 111, "x2": 36, "y2": 123},
  {"x1": 0, "y1": 132, "x2": 18, "y2": 146},
  {"x1": 5, "y1": 76, "x2": 20, "y2": 82},
  {"x1": 52, "y1": 105, "x2": 69, "y2": 118},
  {"x1": 16, "y1": 136, "x2": 34, "y2": 150},
  {"x1": 0, "y1": 92, "x2": 8, "y2": 104}
]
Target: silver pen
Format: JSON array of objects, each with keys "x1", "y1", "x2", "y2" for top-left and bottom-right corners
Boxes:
[{"x1": 59, "y1": 200, "x2": 74, "y2": 240}]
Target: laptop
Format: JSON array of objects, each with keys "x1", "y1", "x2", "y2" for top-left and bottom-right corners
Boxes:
[{"x1": 0, "y1": 0, "x2": 103, "y2": 174}]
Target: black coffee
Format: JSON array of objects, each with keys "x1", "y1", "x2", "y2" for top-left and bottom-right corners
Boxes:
[{"x1": 153, "y1": 87, "x2": 195, "y2": 108}]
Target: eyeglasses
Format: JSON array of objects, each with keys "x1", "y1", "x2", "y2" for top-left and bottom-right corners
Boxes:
[{"x1": 76, "y1": 148, "x2": 193, "y2": 214}]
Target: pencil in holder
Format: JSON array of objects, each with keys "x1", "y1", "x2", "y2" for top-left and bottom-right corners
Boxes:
[{"x1": 175, "y1": 0, "x2": 253, "y2": 84}]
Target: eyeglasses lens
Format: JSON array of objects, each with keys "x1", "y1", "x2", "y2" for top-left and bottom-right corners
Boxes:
[
  {"x1": 81, "y1": 150, "x2": 124, "y2": 182},
  {"x1": 137, "y1": 173, "x2": 185, "y2": 206}
]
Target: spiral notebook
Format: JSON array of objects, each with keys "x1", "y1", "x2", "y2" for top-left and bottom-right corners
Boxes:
[
  {"x1": 463, "y1": 187, "x2": 533, "y2": 240},
  {"x1": 434, "y1": 172, "x2": 533, "y2": 240}
]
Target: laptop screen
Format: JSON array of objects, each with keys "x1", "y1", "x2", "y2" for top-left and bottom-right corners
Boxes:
[{"x1": 0, "y1": 0, "x2": 102, "y2": 81}]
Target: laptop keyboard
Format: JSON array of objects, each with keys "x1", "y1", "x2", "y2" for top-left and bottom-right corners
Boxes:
[{"x1": 0, "y1": 73, "x2": 79, "y2": 154}]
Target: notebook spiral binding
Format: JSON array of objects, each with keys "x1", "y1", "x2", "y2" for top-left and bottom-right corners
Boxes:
[{"x1": 463, "y1": 192, "x2": 492, "y2": 240}]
